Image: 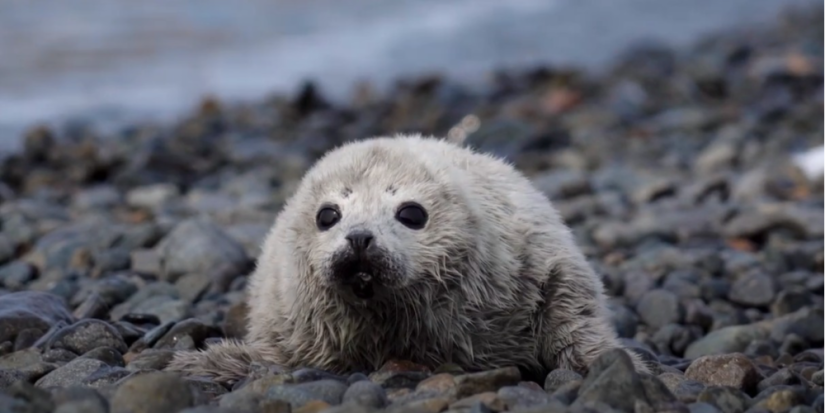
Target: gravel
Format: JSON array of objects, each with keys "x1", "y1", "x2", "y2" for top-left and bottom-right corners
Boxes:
[{"x1": 0, "y1": 5, "x2": 821, "y2": 413}]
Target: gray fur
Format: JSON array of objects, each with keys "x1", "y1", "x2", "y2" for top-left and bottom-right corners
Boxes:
[{"x1": 165, "y1": 134, "x2": 650, "y2": 382}]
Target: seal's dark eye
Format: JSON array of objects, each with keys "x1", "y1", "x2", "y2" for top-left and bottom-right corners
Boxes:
[
  {"x1": 316, "y1": 206, "x2": 341, "y2": 230},
  {"x1": 396, "y1": 202, "x2": 428, "y2": 229}
]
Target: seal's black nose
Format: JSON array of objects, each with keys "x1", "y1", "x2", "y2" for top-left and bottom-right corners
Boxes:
[{"x1": 346, "y1": 230, "x2": 374, "y2": 254}]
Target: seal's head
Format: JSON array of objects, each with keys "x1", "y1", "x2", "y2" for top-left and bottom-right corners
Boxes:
[{"x1": 286, "y1": 136, "x2": 477, "y2": 304}]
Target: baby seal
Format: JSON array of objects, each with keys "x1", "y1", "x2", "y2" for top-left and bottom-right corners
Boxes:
[{"x1": 166, "y1": 134, "x2": 649, "y2": 383}]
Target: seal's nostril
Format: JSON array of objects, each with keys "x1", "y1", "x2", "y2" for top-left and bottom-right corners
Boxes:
[{"x1": 346, "y1": 230, "x2": 374, "y2": 253}]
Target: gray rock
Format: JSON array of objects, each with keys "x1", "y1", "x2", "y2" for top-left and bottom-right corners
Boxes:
[
  {"x1": 156, "y1": 217, "x2": 250, "y2": 284},
  {"x1": 111, "y1": 371, "x2": 196, "y2": 413},
  {"x1": 0, "y1": 368, "x2": 26, "y2": 390},
  {"x1": 544, "y1": 369, "x2": 583, "y2": 393},
  {"x1": 769, "y1": 308, "x2": 824, "y2": 345},
  {"x1": 126, "y1": 184, "x2": 180, "y2": 209},
  {"x1": 497, "y1": 385, "x2": 556, "y2": 410},
  {"x1": 47, "y1": 319, "x2": 127, "y2": 355},
  {"x1": 154, "y1": 319, "x2": 221, "y2": 351},
  {"x1": 51, "y1": 386, "x2": 108, "y2": 413},
  {"x1": 637, "y1": 289, "x2": 684, "y2": 329},
  {"x1": 71, "y1": 185, "x2": 122, "y2": 211},
  {"x1": 728, "y1": 271, "x2": 776, "y2": 308},
  {"x1": 81, "y1": 347, "x2": 125, "y2": 367},
  {"x1": 532, "y1": 170, "x2": 592, "y2": 200},
  {"x1": 573, "y1": 348, "x2": 649, "y2": 413},
  {"x1": 264, "y1": 379, "x2": 348, "y2": 407},
  {"x1": 685, "y1": 324, "x2": 768, "y2": 359},
  {"x1": 126, "y1": 349, "x2": 176, "y2": 371},
  {"x1": 608, "y1": 302, "x2": 639, "y2": 338},
  {"x1": 0, "y1": 348, "x2": 57, "y2": 381},
  {"x1": 688, "y1": 402, "x2": 724, "y2": 413},
  {"x1": 35, "y1": 358, "x2": 109, "y2": 389},
  {"x1": 0, "y1": 291, "x2": 74, "y2": 344},
  {"x1": 342, "y1": 380, "x2": 388, "y2": 408},
  {"x1": 0, "y1": 262, "x2": 36, "y2": 291},
  {"x1": 0, "y1": 234, "x2": 15, "y2": 265}
]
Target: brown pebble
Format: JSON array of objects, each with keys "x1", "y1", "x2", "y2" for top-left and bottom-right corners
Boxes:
[
  {"x1": 685, "y1": 353, "x2": 764, "y2": 395},
  {"x1": 416, "y1": 373, "x2": 456, "y2": 393},
  {"x1": 294, "y1": 400, "x2": 330, "y2": 413}
]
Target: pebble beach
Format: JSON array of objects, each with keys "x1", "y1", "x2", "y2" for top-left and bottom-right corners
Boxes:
[{"x1": 0, "y1": 5, "x2": 823, "y2": 413}]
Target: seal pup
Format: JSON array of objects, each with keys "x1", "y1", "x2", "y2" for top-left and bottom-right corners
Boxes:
[{"x1": 166, "y1": 134, "x2": 649, "y2": 383}]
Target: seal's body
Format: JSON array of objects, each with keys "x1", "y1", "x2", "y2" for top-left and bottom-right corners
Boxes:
[{"x1": 167, "y1": 134, "x2": 648, "y2": 383}]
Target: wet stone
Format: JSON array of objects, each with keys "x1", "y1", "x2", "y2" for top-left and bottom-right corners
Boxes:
[
  {"x1": 0, "y1": 291, "x2": 74, "y2": 344},
  {"x1": 35, "y1": 358, "x2": 109, "y2": 389},
  {"x1": 573, "y1": 348, "x2": 649, "y2": 413},
  {"x1": 451, "y1": 367, "x2": 521, "y2": 399},
  {"x1": 126, "y1": 349, "x2": 176, "y2": 371},
  {"x1": 0, "y1": 262, "x2": 37, "y2": 291},
  {"x1": 264, "y1": 379, "x2": 348, "y2": 408},
  {"x1": 342, "y1": 380, "x2": 389, "y2": 408},
  {"x1": 728, "y1": 271, "x2": 776, "y2": 308},
  {"x1": 637, "y1": 289, "x2": 684, "y2": 329}
]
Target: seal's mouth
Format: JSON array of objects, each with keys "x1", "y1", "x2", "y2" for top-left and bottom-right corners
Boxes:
[{"x1": 349, "y1": 271, "x2": 374, "y2": 299}]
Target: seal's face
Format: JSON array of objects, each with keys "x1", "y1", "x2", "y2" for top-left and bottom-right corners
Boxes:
[{"x1": 290, "y1": 139, "x2": 475, "y2": 304}]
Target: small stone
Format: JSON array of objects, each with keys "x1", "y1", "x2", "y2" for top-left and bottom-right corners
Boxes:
[
  {"x1": 72, "y1": 185, "x2": 122, "y2": 211},
  {"x1": 156, "y1": 217, "x2": 251, "y2": 284},
  {"x1": 0, "y1": 261, "x2": 36, "y2": 291},
  {"x1": 47, "y1": 319, "x2": 127, "y2": 355},
  {"x1": 696, "y1": 386, "x2": 750, "y2": 413},
  {"x1": 131, "y1": 249, "x2": 162, "y2": 276},
  {"x1": 369, "y1": 370, "x2": 430, "y2": 389},
  {"x1": 51, "y1": 386, "x2": 108, "y2": 413},
  {"x1": 449, "y1": 392, "x2": 505, "y2": 412},
  {"x1": 752, "y1": 386, "x2": 806, "y2": 412},
  {"x1": 688, "y1": 402, "x2": 724, "y2": 413},
  {"x1": 658, "y1": 373, "x2": 705, "y2": 404},
  {"x1": 685, "y1": 325, "x2": 768, "y2": 359},
  {"x1": 126, "y1": 184, "x2": 180, "y2": 209},
  {"x1": 451, "y1": 366, "x2": 521, "y2": 399},
  {"x1": 35, "y1": 358, "x2": 109, "y2": 388},
  {"x1": 771, "y1": 289, "x2": 814, "y2": 316},
  {"x1": 154, "y1": 319, "x2": 221, "y2": 351},
  {"x1": 126, "y1": 349, "x2": 176, "y2": 371},
  {"x1": 264, "y1": 380, "x2": 348, "y2": 408},
  {"x1": 728, "y1": 272, "x2": 776, "y2": 308},
  {"x1": 72, "y1": 292, "x2": 109, "y2": 320},
  {"x1": 81, "y1": 346, "x2": 125, "y2": 367},
  {"x1": 112, "y1": 372, "x2": 196, "y2": 413},
  {"x1": 544, "y1": 369, "x2": 583, "y2": 392},
  {"x1": 685, "y1": 353, "x2": 764, "y2": 395},
  {"x1": 497, "y1": 385, "x2": 557, "y2": 410},
  {"x1": 0, "y1": 348, "x2": 56, "y2": 383},
  {"x1": 415, "y1": 373, "x2": 456, "y2": 394},
  {"x1": 637, "y1": 289, "x2": 684, "y2": 329},
  {"x1": 342, "y1": 380, "x2": 388, "y2": 408},
  {"x1": 573, "y1": 348, "x2": 648, "y2": 413}
]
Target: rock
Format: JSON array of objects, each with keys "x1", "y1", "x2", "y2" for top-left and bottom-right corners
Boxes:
[
  {"x1": 126, "y1": 184, "x2": 180, "y2": 209},
  {"x1": 771, "y1": 289, "x2": 814, "y2": 317},
  {"x1": 685, "y1": 353, "x2": 764, "y2": 395},
  {"x1": 497, "y1": 385, "x2": 557, "y2": 410},
  {"x1": 155, "y1": 217, "x2": 251, "y2": 283},
  {"x1": 415, "y1": 373, "x2": 456, "y2": 394},
  {"x1": 0, "y1": 291, "x2": 74, "y2": 344},
  {"x1": 752, "y1": 386, "x2": 806, "y2": 412},
  {"x1": 111, "y1": 372, "x2": 196, "y2": 413},
  {"x1": 637, "y1": 289, "x2": 684, "y2": 329},
  {"x1": 659, "y1": 373, "x2": 705, "y2": 404},
  {"x1": 46, "y1": 319, "x2": 127, "y2": 355},
  {"x1": 544, "y1": 369, "x2": 583, "y2": 393},
  {"x1": 609, "y1": 302, "x2": 639, "y2": 338},
  {"x1": 370, "y1": 370, "x2": 430, "y2": 389},
  {"x1": 264, "y1": 379, "x2": 348, "y2": 408},
  {"x1": 51, "y1": 387, "x2": 109, "y2": 413},
  {"x1": 154, "y1": 319, "x2": 221, "y2": 351},
  {"x1": 342, "y1": 380, "x2": 388, "y2": 408},
  {"x1": 0, "y1": 262, "x2": 36, "y2": 291},
  {"x1": 451, "y1": 367, "x2": 521, "y2": 399},
  {"x1": 72, "y1": 185, "x2": 122, "y2": 211},
  {"x1": 573, "y1": 348, "x2": 649, "y2": 412},
  {"x1": 532, "y1": 170, "x2": 592, "y2": 200},
  {"x1": 696, "y1": 386, "x2": 751, "y2": 413},
  {"x1": 769, "y1": 308, "x2": 823, "y2": 345},
  {"x1": 685, "y1": 325, "x2": 768, "y2": 359},
  {"x1": 131, "y1": 249, "x2": 162, "y2": 276},
  {"x1": 688, "y1": 402, "x2": 724, "y2": 413},
  {"x1": 35, "y1": 358, "x2": 109, "y2": 389},
  {"x1": 81, "y1": 346, "x2": 125, "y2": 367},
  {"x1": 728, "y1": 272, "x2": 776, "y2": 308},
  {"x1": 126, "y1": 349, "x2": 176, "y2": 371}
]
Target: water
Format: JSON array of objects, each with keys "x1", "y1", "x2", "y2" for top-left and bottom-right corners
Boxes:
[{"x1": 0, "y1": 0, "x2": 817, "y2": 152}]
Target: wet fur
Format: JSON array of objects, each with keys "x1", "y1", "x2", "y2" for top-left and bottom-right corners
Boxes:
[{"x1": 166, "y1": 134, "x2": 650, "y2": 382}]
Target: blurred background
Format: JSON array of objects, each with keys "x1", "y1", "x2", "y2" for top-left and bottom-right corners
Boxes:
[{"x1": 0, "y1": 0, "x2": 821, "y2": 153}]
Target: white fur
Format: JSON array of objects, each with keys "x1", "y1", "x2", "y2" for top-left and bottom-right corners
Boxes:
[{"x1": 166, "y1": 134, "x2": 649, "y2": 383}]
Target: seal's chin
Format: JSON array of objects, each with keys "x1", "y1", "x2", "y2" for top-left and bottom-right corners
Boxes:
[{"x1": 346, "y1": 271, "x2": 376, "y2": 299}]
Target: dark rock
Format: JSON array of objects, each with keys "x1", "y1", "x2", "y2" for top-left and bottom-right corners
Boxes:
[
  {"x1": 659, "y1": 373, "x2": 705, "y2": 404},
  {"x1": 72, "y1": 293, "x2": 109, "y2": 320},
  {"x1": 0, "y1": 348, "x2": 56, "y2": 383},
  {"x1": 751, "y1": 385, "x2": 807, "y2": 412},
  {"x1": 126, "y1": 349, "x2": 176, "y2": 371},
  {"x1": 608, "y1": 302, "x2": 639, "y2": 338},
  {"x1": 81, "y1": 346, "x2": 124, "y2": 367},
  {"x1": 369, "y1": 370, "x2": 430, "y2": 389},
  {"x1": 497, "y1": 385, "x2": 556, "y2": 410},
  {"x1": 291, "y1": 367, "x2": 347, "y2": 383},
  {"x1": 153, "y1": 319, "x2": 221, "y2": 351},
  {"x1": 771, "y1": 288, "x2": 814, "y2": 316},
  {"x1": 652, "y1": 323, "x2": 702, "y2": 357},
  {"x1": 5, "y1": 380, "x2": 55, "y2": 412},
  {"x1": 51, "y1": 386, "x2": 108, "y2": 413},
  {"x1": 685, "y1": 324, "x2": 768, "y2": 359},
  {"x1": 0, "y1": 291, "x2": 74, "y2": 344},
  {"x1": 769, "y1": 308, "x2": 823, "y2": 345},
  {"x1": 688, "y1": 402, "x2": 723, "y2": 413},
  {"x1": 637, "y1": 289, "x2": 684, "y2": 329}
]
